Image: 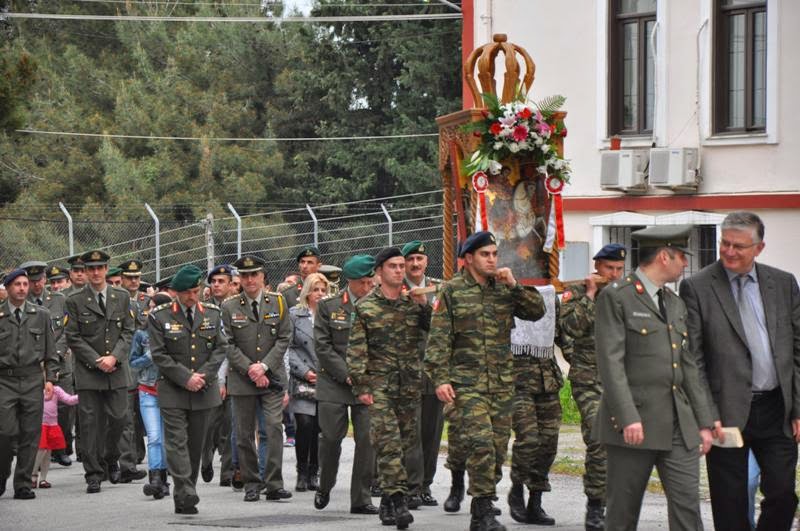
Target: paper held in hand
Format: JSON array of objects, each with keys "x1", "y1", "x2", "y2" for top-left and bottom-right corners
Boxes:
[{"x1": 711, "y1": 427, "x2": 744, "y2": 448}]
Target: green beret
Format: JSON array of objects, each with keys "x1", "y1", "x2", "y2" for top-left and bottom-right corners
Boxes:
[
  {"x1": 342, "y1": 255, "x2": 376, "y2": 280},
  {"x1": 631, "y1": 225, "x2": 694, "y2": 256},
  {"x1": 401, "y1": 240, "x2": 427, "y2": 257},
  {"x1": 297, "y1": 246, "x2": 321, "y2": 262},
  {"x1": 106, "y1": 267, "x2": 123, "y2": 278},
  {"x1": 170, "y1": 265, "x2": 205, "y2": 292}
]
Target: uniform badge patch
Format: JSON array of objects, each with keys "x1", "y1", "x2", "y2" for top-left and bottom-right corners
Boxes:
[{"x1": 634, "y1": 281, "x2": 644, "y2": 294}]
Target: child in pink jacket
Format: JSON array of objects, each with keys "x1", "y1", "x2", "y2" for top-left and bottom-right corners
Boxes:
[{"x1": 33, "y1": 386, "x2": 78, "y2": 488}]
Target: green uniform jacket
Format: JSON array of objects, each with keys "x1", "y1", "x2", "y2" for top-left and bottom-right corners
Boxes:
[
  {"x1": 0, "y1": 301, "x2": 59, "y2": 382},
  {"x1": 559, "y1": 284, "x2": 599, "y2": 385},
  {"x1": 65, "y1": 286, "x2": 135, "y2": 391},
  {"x1": 221, "y1": 291, "x2": 291, "y2": 396},
  {"x1": 314, "y1": 290, "x2": 360, "y2": 405},
  {"x1": 346, "y1": 289, "x2": 431, "y2": 397},
  {"x1": 402, "y1": 277, "x2": 440, "y2": 395},
  {"x1": 593, "y1": 273, "x2": 714, "y2": 451},
  {"x1": 280, "y1": 283, "x2": 301, "y2": 309},
  {"x1": 148, "y1": 300, "x2": 227, "y2": 410},
  {"x1": 28, "y1": 289, "x2": 68, "y2": 377},
  {"x1": 424, "y1": 269, "x2": 546, "y2": 394}
]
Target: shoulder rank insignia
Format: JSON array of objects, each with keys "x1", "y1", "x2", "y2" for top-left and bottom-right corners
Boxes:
[{"x1": 634, "y1": 281, "x2": 644, "y2": 294}]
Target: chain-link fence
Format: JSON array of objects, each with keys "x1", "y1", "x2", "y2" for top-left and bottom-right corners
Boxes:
[{"x1": 0, "y1": 191, "x2": 448, "y2": 284}]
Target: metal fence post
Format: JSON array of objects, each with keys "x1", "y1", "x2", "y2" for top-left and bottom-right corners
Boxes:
[
  {"x1": 205, "y1": 213, "x2": 215, "y2": 271},
  {"x1": 58, "y1": 202, "x2": 74, "y2": 257},
  {"x1": 306, "y1": 204, "x2": 318, "y2": 247},
  {"x1": 144, "y1": 203, "x2": 160, "y2": 281},
  {"x1": 227, "y1": 203, "x2": 242, "y2": 258},
  {"x1": 380, "y1": 203, "x2": 393, "y2": 246}
]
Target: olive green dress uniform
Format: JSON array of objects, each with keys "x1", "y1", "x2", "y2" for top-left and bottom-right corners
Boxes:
[
  {"x1": 221, "y1": 290, "x2": 292, "y2": 495},
  {"x1": 280, "y1": 283, "x2": 302, "y2": 309},
  {"x1": 346, "y1": 287, "x2": 431, "y2": 497},
  {"x1": 315, "y1": 288, "x2": 375, "y2": 508},
  {"x1": 425, "y1": 267, "x2": 546, "y2": 499},
  {"x1": 594, "y1": 271, "x2": 714, "y2": 531},
  {"x1": 148, "y1": 298, "x2": 228, "y2": 510},
  {"x1": 0, "y1": 297, "x2": 59, "y2": 494},
  {"x1": 65, "y1": 283, "x2": 135, "y2": 485},
  {"x1": 400, "y1": 275, "x2": 442, "y2": 500}
]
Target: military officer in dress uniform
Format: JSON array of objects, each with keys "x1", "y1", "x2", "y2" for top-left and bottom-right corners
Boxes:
[
  {"x1": 148, "y1": 265, "x2": 228, "y2": 514},
  {"x1": 63, "y1": 255, "x2": 87, "y2": 296},
  {"x1": 221, "y1": 255, "x2": 292, "y2": 502},
  {"x1": 281, "y1": 246, "x2": 322, "y2": 308},
  {"x1": 313, "y1": 255, "x2": 379, "y2": 515},
  {"x1": 0, "y1": 269, "x2": 59, "y2": 500},
  {"x1": 21, "y1": 261, "x2": 72, "y2": 468},
  {"x1": 319, "y1": 265, "x2": 342, "y2": 295},
  {"x1": 398, "y1": 240, "x2": 442, "y2": 508},
  {"x1": 64, "y1": 250, "x2": 136, "y2": 494},
  {"x1": 201, "y1": 264, "x2": 236, "y2": 486},
  {"x1": 117, "y1": 259, "x2": 148, "y2": 482},
  {"x1": 594, "y1": 226, "x2": 714, "y2": 530},
  {"x1": 47, "y1": 264, "x2": 71, "y2": 293}
]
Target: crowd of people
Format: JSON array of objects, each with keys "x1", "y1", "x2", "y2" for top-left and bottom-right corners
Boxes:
[{"x1": 0, "y1": 209, "x2": 798, "y2": 531}]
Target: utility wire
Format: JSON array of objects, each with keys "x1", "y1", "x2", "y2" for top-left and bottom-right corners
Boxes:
[
  {"x1": 59, "y1": 0, "x2": 452, "y2": 7},
  {"x1": 15, "y1": 129, "x2": 439, "y2": 142},
  {"x1": 3, "y1": 12, "x2": 461, "y2": 22}
]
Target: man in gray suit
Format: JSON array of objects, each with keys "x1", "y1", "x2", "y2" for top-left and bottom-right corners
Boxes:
[
  {"x1": 680, "y1": 211, "x2": 800, "y2": 531},
  {"x1": 595, "y1": 226, "x2": 714, "y2": 530}
]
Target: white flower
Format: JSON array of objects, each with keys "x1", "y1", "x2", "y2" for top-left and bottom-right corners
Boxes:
[
  {"x1": 509, "y1": 143, "x2": 520, "y2": 153},
  {"x1": 535, "y1": 137, "x2": 544, "y2": 146},
  {"x1": 493, "y1": 142, "x2": 503, "y2": 150},
  {"x1": 537, "y1": 165, "x2": 548, "y2": 174},
  {"x1": 488, "y1": 160, "x2": 503, "y2": 175},
  {"x1": 499, "y1": 114, "x2": 517, "y2": 128},
  {"x1": 541, "y1": 144, "x2": 550, "y2": 154}
]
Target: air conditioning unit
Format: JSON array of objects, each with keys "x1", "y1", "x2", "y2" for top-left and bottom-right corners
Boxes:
[
  {"x1": 649, "y1": 148, "x2": 699, "y2": 189},
  {"x1": 600, "y1": 150, "x2": 648, "y2": 192}
]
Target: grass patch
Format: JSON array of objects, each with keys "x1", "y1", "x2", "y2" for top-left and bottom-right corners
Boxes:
[{"x1": 560, "y1": 379, "x2": 581, "y2": 425}]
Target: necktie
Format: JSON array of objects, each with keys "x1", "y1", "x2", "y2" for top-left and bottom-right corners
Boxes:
[
  {"x1": 656, "y1": 288, "x2": 668, "y2": 322},
  {"x1": 36, "y1": 298, "x2": 42, "y2": 306},
  {"x1": 98, "y1": 293, "x2": 106, "y2": 315},
  {"x1": 252, "y1": 300, "x2": 259, "y2": 321},
  {"x1": 186, "y1": 307, "x2": 194, "y2": 328},
  {"x1": 15, "y1": 308, "x2": 21, "y2": 324}
]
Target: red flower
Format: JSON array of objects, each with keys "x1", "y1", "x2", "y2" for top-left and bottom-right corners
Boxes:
[
  {"x1": 473, "y1": 131, "x2": 482, "y2": 138},
  {"x1": 519, "y1": 107, "x2": 532, "y2": 120},
  {"x1": 489, "y1": 122, "x2": 503, "y2": 136},
  {"x1": 481, "y1": 110, "x2": 490, "y2": 118},
  {"x1": 512, "y1": 124, "x2": 529, "y2": 142},
  {"x1": 560, "y1": 127, "x2": 568, "y2": 137}
]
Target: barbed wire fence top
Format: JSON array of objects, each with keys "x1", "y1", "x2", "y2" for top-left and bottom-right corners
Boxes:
[{"x1": 1, "y1": 190, "x2": 450, "y2": 284}]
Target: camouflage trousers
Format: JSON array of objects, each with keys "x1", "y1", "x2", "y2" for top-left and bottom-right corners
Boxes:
[
  {"x1": 510, "y1": 389, "x2": 562, "y2": 492},
  {"x1": 369, "y1": 388, "x2": 419, "y2": 496},
  {"x1": 444, "y1": 401, "x2": 468, "y2": 473},
  {"x1": 571, "y1": 380, "x2": 606, "y2": 500},
  {"x1": 452, "y1": 389, "x2": 513, "y2": 498}
]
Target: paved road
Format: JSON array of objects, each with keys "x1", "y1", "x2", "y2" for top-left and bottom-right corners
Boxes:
[{"x1": 1, "y1": 434, "x2": 715, "y2": 530}]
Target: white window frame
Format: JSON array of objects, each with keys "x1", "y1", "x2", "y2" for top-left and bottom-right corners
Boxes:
[{"x1": 699, "y1": 0, "x2": 779, "y2": 146}]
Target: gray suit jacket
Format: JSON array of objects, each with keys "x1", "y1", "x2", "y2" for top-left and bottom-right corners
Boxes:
[{"x1": 680, "y1": 261, "x2": 800, "y2": 438}]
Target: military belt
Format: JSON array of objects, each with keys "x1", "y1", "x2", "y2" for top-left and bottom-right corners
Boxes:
[
  {"x1": 0, "y1": 364, "x2": 42, "y2": 377},
  {"x1": 511, "y1": 345, "x2": 555, "y2": 359}
]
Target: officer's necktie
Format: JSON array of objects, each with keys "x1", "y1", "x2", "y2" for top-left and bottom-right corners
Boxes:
[
  {"x1": 98, "y1": 293, "x2": 106, "y2": 315},
  {"x1": 36, "y1": 298, "x2": 42, "y2": 306},
  {"x1": 656, "y1": 288, "x2": 668, "y2": 322},
  {"x1": 14, "y1": 308, "x2": 21, "y2": 324},
  {"x1": 252, "y1": 300, "x2": 259, "y2": 321},
  {"x1": 186, "y1": 307, "x2": 194, "y2": 329}
]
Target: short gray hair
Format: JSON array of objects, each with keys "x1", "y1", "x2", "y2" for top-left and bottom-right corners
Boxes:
[{"x1": 721, "y1": 211, "x2": 764, "y2": 243}]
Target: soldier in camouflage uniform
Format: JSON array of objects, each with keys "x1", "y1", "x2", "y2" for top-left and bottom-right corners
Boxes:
[
  {"x1": 507, "y1": 298, "x2": 565, "y2": 526},
  {"x1": 425, "y1": 232, "x2": 546, "y2": 531},
  {"x1": 559, "y1": 243, "x2": 626, "y2": 531},
  {"x1": 442, "y1": 400, "x2": 469, "y2": 512},
  {"x1": 347, "y1": 247, "x2": 431, "y2": 529}
]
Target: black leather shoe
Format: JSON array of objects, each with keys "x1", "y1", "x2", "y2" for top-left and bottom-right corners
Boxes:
[
  {"x1": 350, "y1": 503, "x2": 379, "y2": 514},
  {"x1": 406, "y1": 494, "x2": 422, "y2": 510},
  {"x1": 420, "y1": 492, "x2": 438, "y2": 506},
  {"x1": 314, "y1": 490, "x2": 330, "y2": 510},
  {"x1": 107, "y1": 463, "x2": 122, "y2": 484},
  {"x1": 175, "y1": 494, "x2": 200, "y2": 514},
  {"x1": 86, "y1": 480, "x2": 101, "y2": 494},
  {"x1": 55, "y1": 453, "x2": 72, "y2": 467},
  {"x1": 219, "y1": 478, "x2": 232, "y2": 487},
  {"x1": 201, "y1": 464, "x2": 214, "y2": 483},
  {"x1": 243, "y1": 489, "x2": 260, "y2": 502},
  {"x1": 14, "y1": 487, "x2": 35, "y2": 500},
  {"x1": 231, "y1": 469, "x2": 244, "y2": 491},
  {"x1": 120, "y1": 469, "x2": 147, "y2": 483},
  {"x1": 264, "y1": 488, "x2": 292, "y2": 501}
]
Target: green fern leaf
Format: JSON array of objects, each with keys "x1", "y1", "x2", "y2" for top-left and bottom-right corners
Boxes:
[{"x1": 533, "y1": 95, "x2": 567, "y2": 113}]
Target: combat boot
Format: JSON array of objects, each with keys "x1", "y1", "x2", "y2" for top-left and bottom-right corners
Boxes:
[
  {"x1": 470, "y1": 497, "x2": 506, "y2": 531},
  {"x1": 143, "y1": 470, "x2": 163, "y2": 499},
  {"x1": 527, "y1": 491, "x2": 555, "y2": 525},
  {"x1": 585, "y1": 498, "x2": 605, "y2": 531},
  {"x1": 443, "y1": 469, "x2": 464, "y2": 512},
  {"x1": 390, "y1": 493, "x2": 413, "y2": 530},
  {"x1": 159, "y1": 469, "x2": 170, "y2": 498},
  {"x1": 379, "y1": 494, "x2": 396, "y2": 526},
  {"x1": 507, "y1": 482, "x2": 527, "y2": 523}
]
